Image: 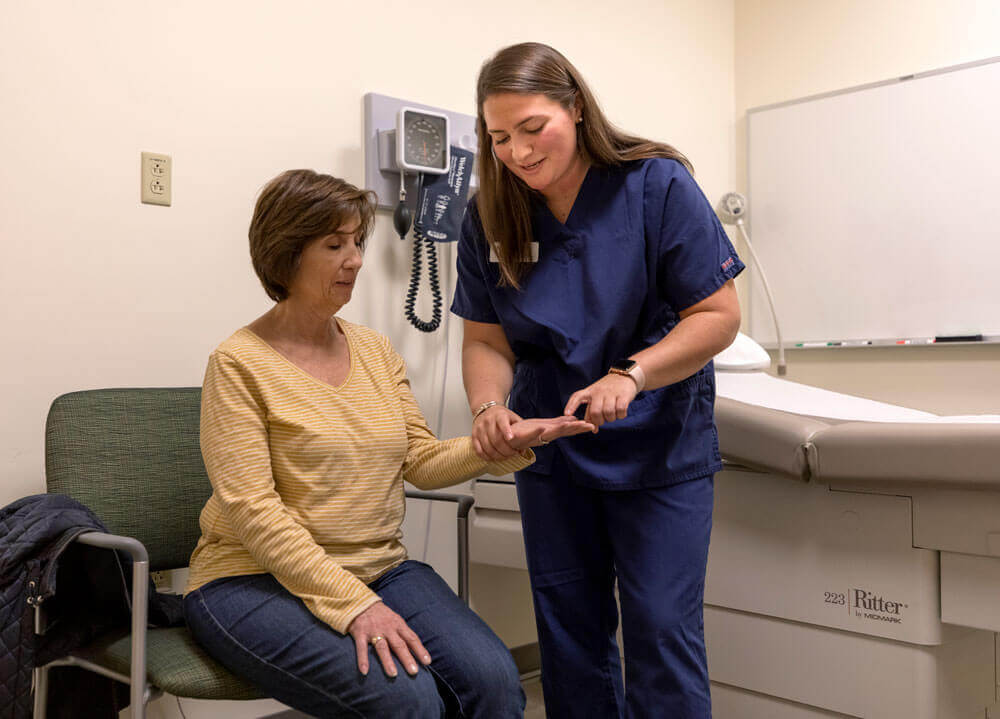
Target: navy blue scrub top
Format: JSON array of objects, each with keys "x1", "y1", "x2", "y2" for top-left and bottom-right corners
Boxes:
[{"x1": 452, "y1": 158, "x2": 745, "y2": 489}]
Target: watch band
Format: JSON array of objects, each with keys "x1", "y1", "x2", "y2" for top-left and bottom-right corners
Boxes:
[{"x1": 608, "y1": 362, "x2": 646, "y2": 392}]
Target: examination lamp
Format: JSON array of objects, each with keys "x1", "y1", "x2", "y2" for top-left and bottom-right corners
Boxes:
[{"x1": 716, "y1": 192, "x2": 787, "y2": 375}]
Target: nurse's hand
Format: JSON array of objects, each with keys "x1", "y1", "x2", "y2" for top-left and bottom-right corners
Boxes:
[
  {"x1": 564, "y1": 374, "x2": 639, "y2": 428},
  {"x1": 472, "y1": 406, "x2": 524, "y2": 461},
  {"x1": 348, "y1": 601, "x2": 431, "y2": 678},
  {"x1": 508, "y1": 416, "x2": 597, "y2": 449}
]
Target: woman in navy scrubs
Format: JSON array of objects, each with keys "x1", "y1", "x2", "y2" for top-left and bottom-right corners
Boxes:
[{"x1": 451, "y1": 43, "x2": 744, "y2": 717}]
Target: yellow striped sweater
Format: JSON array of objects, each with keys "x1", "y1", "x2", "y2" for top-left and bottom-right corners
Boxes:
[{"x1": 186, "y1": 319, "x2": 532, "y2": 633}]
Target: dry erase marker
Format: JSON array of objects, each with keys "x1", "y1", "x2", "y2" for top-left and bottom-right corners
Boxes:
[
  {"x1": 796, "y1": 342, "x2": 829, "y2": 348},
  {"x1": 934, "y1": 334, "x2": 983, "y2": 343},
  {"x1": 844, "y1": 340, "x2": 872, "y2": 346}
]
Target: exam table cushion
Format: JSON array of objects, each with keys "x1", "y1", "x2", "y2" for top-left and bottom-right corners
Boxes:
[
  {"x1": 714, "y1": 397, "x2": 830, "y2": 481},
  {"x1": 809, "y1": 421, "x2": 1000, "y2": 488},
  {"x1": 714, "y1": 369, "x2": 1000, "y2": 487}
]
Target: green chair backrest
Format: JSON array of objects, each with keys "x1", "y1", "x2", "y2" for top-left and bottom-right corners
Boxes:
[{"x1": 45, "y1": 387, "x2": 211, "y2": 572}]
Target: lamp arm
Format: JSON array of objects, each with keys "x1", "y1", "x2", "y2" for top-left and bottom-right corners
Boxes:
[{"x1": 736, "y1": 219, "x2": 787, "y2": 375}]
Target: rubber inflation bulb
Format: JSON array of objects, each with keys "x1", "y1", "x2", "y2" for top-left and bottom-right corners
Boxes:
[{"x1": 393, "y1": 201, "x2": 412, "y2": 240}]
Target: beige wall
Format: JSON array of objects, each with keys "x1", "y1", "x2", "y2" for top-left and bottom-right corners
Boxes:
[
  {"x1": 2, "y1": 3, "x2": 733, "y2": 715},
  {"x1": 0, "y1": 1, "x2": 736, "y2": 508},
  {"x1": 733, "y1": 0, "x2": 1000, "y2": 413},
  {"x1": 6, "y1": 1, "x2": 996, "y2": 715}
]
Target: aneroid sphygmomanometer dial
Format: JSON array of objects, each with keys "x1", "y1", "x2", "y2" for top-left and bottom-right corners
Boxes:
[{"x1": 397, "y1": 107, "x2": 450, "y2": 175}]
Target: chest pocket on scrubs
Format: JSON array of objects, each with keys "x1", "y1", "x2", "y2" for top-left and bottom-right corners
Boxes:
[{"x1": 504, "y1": 233, "x2": 588, "y2": 365}]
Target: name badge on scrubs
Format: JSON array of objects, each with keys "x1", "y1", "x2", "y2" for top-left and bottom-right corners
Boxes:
[{"x1": 489, "y1": 242, "x2": 539, "y2": 263}]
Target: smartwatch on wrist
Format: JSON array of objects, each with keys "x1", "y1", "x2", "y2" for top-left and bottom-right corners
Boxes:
[{"x1": 608, "y1": 359, "x2": 646, "y2": 392}]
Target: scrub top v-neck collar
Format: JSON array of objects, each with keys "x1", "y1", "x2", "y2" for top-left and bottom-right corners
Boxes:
[{"x1": 534, "y1": 163, "x2": 598, "y2": 235}]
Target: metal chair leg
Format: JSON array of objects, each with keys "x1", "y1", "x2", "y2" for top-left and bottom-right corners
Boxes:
[
  {"x1": 74, "y1": 532, "x2": 150, "y2": 719},
  {"x1": 32, "y1": 664, "x2": 49, "y2": 719},
  {"x1": 129, "y1": 559, "x2": 149, "y2": 719}
]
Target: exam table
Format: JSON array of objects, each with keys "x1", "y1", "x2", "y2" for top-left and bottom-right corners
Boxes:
[
  {"x1": 710, "y1": 370, "x2": 1000, "y2": 718},
  {"x1": 469, "y1": 334, "x2": 1000, "y2": 718}
]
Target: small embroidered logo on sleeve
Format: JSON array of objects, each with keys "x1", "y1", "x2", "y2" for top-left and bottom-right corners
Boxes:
[{"x1": 721, "y1": 257, "x2": 735, "y2": 271}]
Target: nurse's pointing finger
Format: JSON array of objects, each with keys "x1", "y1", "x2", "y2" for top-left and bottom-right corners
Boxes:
[{"x1": 563, "y1": 391, "x2": 589, "y2": 418}]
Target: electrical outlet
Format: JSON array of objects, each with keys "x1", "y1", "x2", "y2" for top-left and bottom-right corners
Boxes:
[{"x1": 141, "y1": 151, "x2": 171, "y2": 206}]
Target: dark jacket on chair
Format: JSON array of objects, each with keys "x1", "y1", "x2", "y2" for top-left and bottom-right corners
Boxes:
[{"x1": 0, "y1": 493, "x2": 180, "y2": 719}]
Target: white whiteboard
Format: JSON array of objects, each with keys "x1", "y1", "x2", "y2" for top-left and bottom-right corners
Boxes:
[{"x1": 747, "y1": 57, "x2": 1000, "y2": 346}]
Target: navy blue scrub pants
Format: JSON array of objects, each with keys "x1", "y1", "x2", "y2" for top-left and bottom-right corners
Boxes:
[{"x1": 515, "y1": 453, "x2": 713, "y2": 719}]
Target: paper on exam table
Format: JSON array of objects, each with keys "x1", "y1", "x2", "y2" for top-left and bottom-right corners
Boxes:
[
  {"x1": 714, "y1": 371, "x2": 938, "y2": 423},
  {"x1": 930, "y1": 415, "x2": 1000, "y2": 423},
  {"x1": 712, "y1": 334, "x2": 998, "y2": 423}
]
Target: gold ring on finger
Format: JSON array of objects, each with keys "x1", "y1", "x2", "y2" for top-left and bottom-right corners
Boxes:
[{"x1": 370, "y1": 635, "x2": 384, "y2": 646}]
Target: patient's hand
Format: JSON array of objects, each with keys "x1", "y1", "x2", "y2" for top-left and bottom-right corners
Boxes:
[
  {"x1": 508, "y1": 416, "x2": 597, "y2": 449},
  {"x1": 348, "y1": 601, "x2": 430, "y2": 678}
]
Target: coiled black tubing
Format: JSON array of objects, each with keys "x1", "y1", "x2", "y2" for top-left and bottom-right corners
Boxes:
[{"x1": 404, "y1": 231, "x2": 442, "y2": 333}]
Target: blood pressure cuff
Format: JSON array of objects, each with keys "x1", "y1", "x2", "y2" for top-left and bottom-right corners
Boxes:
[{"x1": 413, "y1": 146, "x2": 474, "y2": 243}]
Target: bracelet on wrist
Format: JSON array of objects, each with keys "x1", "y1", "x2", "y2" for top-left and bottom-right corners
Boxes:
[{"x1": 472, "y1": 401, "x2": 499, "y2": 422}]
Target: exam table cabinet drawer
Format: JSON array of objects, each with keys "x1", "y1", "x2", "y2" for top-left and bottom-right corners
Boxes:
[
  {"x1": 705, "y1": 605, "x2": 995, "y2": 719},
  {"x1": 711, "y1": 683, "x2": 855, "y2": 719},
  {"x1": 941, "y1": 552, "x2": 1000, "y2": 633},
  {"x1": 910, "y1": 488, "x2": 1000, "y2": 557}
]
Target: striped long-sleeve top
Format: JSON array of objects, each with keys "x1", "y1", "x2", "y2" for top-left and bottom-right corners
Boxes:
[{"x1": 185, "y1": 319, "x2": 533, "y2": 633}]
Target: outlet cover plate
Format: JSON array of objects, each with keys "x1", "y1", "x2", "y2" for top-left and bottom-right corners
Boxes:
[{"x1": 141, "y1": 151, "x2": 171, "y2": 206}]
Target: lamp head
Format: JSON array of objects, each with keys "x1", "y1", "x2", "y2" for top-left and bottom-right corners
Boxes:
[{"x1": 716, "y1": 192, "x2": 747, "y2": 225}]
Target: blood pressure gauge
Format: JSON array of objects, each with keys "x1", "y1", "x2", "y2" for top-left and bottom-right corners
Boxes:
[{"x1": 397, "y1": 107, "x2": 450, "y2": 175}]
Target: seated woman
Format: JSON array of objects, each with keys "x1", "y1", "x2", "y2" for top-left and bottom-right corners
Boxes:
[{"x1": 183, "y1": 169, "x2": 593, "y2": 718}]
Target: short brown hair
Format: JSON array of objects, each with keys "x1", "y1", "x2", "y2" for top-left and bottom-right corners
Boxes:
[{"x1": 249, "y1": 170, "x2": 376, "y2": 302}]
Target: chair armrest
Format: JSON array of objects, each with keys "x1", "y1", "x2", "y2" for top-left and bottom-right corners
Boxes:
[
  {"x1": 75, "y1": 530, "x2": 149, "y2": 563},
  {"x1": 404, "y1": 490, "x2": 474, "y2": 517},
  {"x1": 69, "y1": 531, "x2": 149, "y2": 711},
  {"x1": 404, "y1": 490, "x2": 475, "y2": 604}
]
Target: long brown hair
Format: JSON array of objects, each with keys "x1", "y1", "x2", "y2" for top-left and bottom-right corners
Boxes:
[{"x1": 476, "y1": 42, "x2": 692, "y2": 287}]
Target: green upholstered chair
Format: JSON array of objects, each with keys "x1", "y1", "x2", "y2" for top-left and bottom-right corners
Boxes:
[{"x1": 35, "y1": 387, "x2": 473, "y2": 719}]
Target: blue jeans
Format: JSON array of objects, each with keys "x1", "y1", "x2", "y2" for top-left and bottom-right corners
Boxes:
[{"x1": 184, "y1": 560, "x2": 524, "y2": 718}]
